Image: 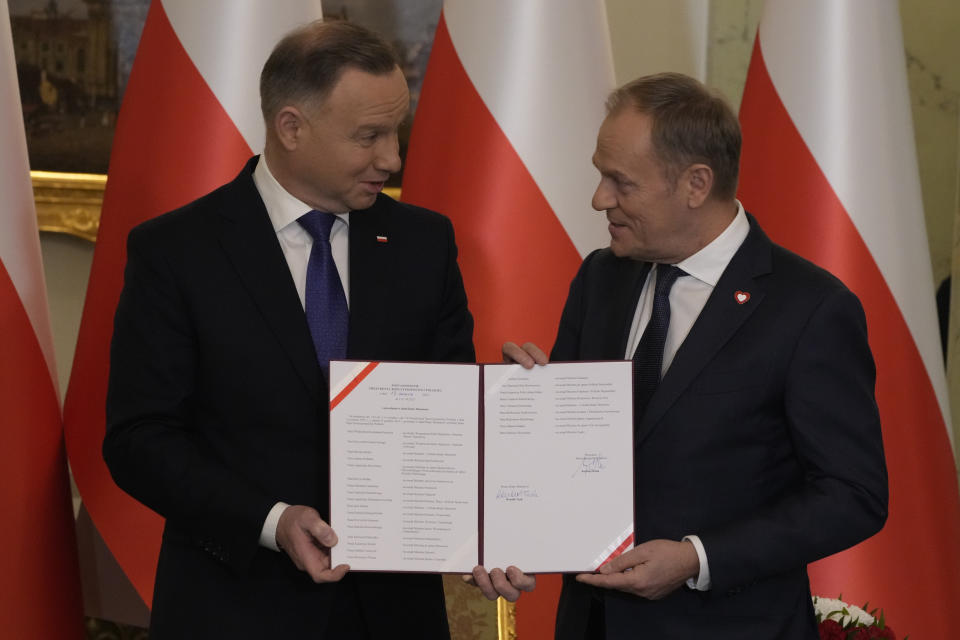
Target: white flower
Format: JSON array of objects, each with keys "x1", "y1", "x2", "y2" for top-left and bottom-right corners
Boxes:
[{"x1": 812, "y1": 596, "x2": 876, "y2": 627}]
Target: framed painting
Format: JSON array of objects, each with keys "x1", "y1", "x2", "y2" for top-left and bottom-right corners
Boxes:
[
  {"x1": 10, "y1": 0, "x2": 150, "y2": 173},
  {"x1": 12, "y1": 0, "x2": 441, "y2": 195}
]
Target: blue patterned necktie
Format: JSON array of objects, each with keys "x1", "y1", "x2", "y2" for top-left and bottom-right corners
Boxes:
[
  {"x1": 632, "y1": 264, "x2": 686, "y2": 420},
  {"x1": 298, "y1": 210, "x2": 349, "y2": 378}
]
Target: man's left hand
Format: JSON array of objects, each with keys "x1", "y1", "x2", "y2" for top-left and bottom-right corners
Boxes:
[
  {"x1": 576, "y1": 539, "x2": 699, "y2": 600},
  {"x1": 464, "y1": 565, "x2": 536, "y2": 602}
]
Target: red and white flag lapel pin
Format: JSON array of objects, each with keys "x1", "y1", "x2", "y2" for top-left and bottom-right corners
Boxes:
[
  {"x1": 376, "y1": 235, "x2": 388, "y2": 243},
  {"x1": 734, "y1": 290, "x2": 751, "y2": 305}
]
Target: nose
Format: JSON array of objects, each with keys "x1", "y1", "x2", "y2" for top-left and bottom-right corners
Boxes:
[
  {"x1": 375, "y1": 132, "x2": 402, "y2": 174},
  {"x1": 592, "y1": 178, "x2": 615, "y2": 212}
]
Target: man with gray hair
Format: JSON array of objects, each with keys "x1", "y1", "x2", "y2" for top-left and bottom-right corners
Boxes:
[
  {"x1": 504, "y1": 72, "x2": 888, "y2": 639},
  {"x1": 104, "y1": 20, "x2": 473, "y2": 638}
]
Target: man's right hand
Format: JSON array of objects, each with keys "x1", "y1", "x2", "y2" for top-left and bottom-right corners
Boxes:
[
  {"x1": 501, "y1": 342, "x2": 549, "y2": 368},
  {"x1": 276, "y1": 505, "x2": 349, "y2": 583}
]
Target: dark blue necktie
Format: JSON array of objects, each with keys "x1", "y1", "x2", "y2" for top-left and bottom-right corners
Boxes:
[
  {"x1": 632, "y1": 265, "x2": 685, "y2": 420},
  {"x1": 298, "y1": 210, "x2": 348, "y2": 377}
]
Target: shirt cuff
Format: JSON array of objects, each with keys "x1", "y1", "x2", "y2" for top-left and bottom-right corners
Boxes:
[
  {"x1": 682, "y1": 534, "x2": 711, "y2": 590},
  {"x1": 259, "y1": 502, "x2": 289, "y2": 552}
]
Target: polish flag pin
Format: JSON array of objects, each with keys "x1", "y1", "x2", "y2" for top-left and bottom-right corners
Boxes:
[
  {"x1": 376, "y1": 235, "x2": 388, "y2": 243},
  {"x1": 735, "y1": 291, "x2": 750, "y2": 304}
]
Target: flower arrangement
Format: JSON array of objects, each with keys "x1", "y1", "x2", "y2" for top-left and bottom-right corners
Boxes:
[{"x1": 813, "y1": 596, "x2": 900, "y2": 639}]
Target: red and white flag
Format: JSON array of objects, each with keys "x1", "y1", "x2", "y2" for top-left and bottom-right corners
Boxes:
[
  {"x1": 401, "y1": 1, "x2": 614, "y2": 635},
  {"x1": 403, "y1": 0, "x2": 615, "y2": 363},
  {"x1": 739, "y1": 1, "x2": 960, "y2": 636},
  {"x1": 0, "y1": 0, "x2": 84, "y2": 635},
  {"x1": 63, "y1": 0, "x2": 323, "y2": 606}
]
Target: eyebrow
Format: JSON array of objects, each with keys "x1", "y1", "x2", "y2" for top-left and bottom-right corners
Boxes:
[
  {"x1": 354, "y1": 124, "x2": 392, "y2": 136},
  {"x1": 598, "y1": 165, "x2": 630, "y2": 183},
  {"x1": 592, "y1": 151, "x2": 625, "y2": 177}
]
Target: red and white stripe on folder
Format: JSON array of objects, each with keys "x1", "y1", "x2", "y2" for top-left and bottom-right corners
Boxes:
[
  {"x1": 592, "y1": 527, "x2": 635, "y2": 571},
  {"x1": 330, "y1": 361, "x2": 380, "y2": 410}
]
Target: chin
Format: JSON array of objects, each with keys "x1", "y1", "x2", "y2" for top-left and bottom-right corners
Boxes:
[
  {"x1": 608, "y1": 241, "x2": 632, "y2": 259},
  {"x1": 348, "y1": 194, "x2": 379, "y2": 212},
  {"x1": 610, "y1": 242, "x2": 650, "y2": 262}
]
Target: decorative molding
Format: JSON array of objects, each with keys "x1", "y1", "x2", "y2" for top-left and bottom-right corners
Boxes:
[
  {"x1": 497, "y1": 599, "x2": 517, "y2": 640},
  {"x1": 32, "y1": 170, "x2": 106, "y2": 243},
  {"x1": 84, "y1": 617, "x2": 148, "y2": 640},
  {"x1": 31, "y1": 171, "x2": 402, "y2": 244}
]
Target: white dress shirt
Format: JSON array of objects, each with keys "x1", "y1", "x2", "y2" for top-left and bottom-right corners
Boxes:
[
  {"x1": 252, "y1": 155, "x2": 351, "y2": 551},
  {"x1": 624, "y1": 203, "x2": 749, "y2": 590}
]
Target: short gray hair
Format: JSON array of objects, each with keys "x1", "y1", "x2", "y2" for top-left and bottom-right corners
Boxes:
[
  {"x1": 607, "y1": 72, "x2": 741, "y2": 200},
  {"x1": 260, "y1": 20, "x2": 399, "y2": 122}
]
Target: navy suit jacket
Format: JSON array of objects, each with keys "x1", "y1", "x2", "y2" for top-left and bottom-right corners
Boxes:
[
  {"x1": 104, "y1": 157, "x2": 474, "y2": 638},
  {"x1": 552, "y1": 215, "x2": 887, "y2": 640}
]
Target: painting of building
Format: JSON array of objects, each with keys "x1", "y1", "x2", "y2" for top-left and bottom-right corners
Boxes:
[
  {"x1": 8, "y1": 0, "x2": 441, "y2": 175},
  {"x1": 11, "y1": 0, "x2": 121, "y2": 172}
]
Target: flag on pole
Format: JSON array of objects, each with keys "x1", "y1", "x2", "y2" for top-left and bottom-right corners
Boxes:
[
  {"x1": 401, "y1": 1, "x2": 614, "y2": 636},
  {"x1": 0, "y1": 0, "x2": 84, "y2": 635},
  {"x1": 63, "y1": 0, "x2": 323, "y2": 606},
  {"x1": 738, "y1": 1, "x2": 960, "y2": 637}
]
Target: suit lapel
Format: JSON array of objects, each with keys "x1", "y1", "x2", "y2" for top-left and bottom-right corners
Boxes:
[
  {"x1": 347, "y1": 195, "x2": 397, "y2": 357},
  {"x1": 635, "y1": 217, "x2": 773, "y2": 445},
  {"x1": 606, "y1": 260, "x2": 652, "y2": 358},
  {"x1": 214, "y1": 159, "x2": 322, "y2": 402}
]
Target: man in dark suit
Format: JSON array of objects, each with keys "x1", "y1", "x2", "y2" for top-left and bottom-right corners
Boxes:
[
  {"x1": 103, "y1": 21, "x2": 473, "y2": 638},
  {"x1": 504, "y1": 73, "x2": 888, "y2": 638}
]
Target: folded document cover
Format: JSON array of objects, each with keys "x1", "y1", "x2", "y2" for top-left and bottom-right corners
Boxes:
[{"x1": 329, "y1": 360, "x2": 634, "y2": 573}]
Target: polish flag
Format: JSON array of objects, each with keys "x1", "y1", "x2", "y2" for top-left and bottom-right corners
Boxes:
[
  {"x1": 401, "y1": 1, "x2": 615, "y2": 635},
  {"x1": 62, "y1": 0, "x2": 323, "y2": 606},
  {"x1": 0, "y1": 0, "x2": 84, "y2": 635},
  {"x1": 403, "y1": 1, "x2": 615, "y2": 362},
  {"x1": 738, "y1": 1, "x2": 960, "y2": 637}
]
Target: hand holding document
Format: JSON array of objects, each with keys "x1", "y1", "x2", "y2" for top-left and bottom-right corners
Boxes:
[{"x1": 329, "y1": 360, "x2": 634, "y2": 573}]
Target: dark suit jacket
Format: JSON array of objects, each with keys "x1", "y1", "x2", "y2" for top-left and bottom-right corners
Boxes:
[
  {"x1": 552, "y1": 215, "x2": 887, "y2": 640},
  {"x1": 103, "y1": 157, "x2": 474, "y2": 638}
]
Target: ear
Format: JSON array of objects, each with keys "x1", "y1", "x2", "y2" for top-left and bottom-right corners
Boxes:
[
  {"x1": 683, "y1": 163, "x2": 714, "y2": 208},
  {"x1": 273, "y1": 106, "x2": 306, "y2": 151}
]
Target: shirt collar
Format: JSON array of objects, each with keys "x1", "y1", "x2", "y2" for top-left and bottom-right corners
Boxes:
[
  {"x1": 674, "y1": 201, "x2": 749, "y2": 287},
  {"x1": 253, "y1": 154, "x2": 349, "y2": 233}
]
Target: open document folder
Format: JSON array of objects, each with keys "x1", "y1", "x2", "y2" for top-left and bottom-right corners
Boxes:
[{"x1": 329, "y1": 360, "x2": 635, "y2": 574}]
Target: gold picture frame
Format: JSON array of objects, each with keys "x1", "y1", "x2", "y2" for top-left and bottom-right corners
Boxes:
[
  {"x1": 29, "y1": 172, "x2": 408, "y2": 242},
  {"x1": 32, "y1": 171, "x2": 107, "y2": 242},
  {"x1": 498, "y1": 599, "x2": 517, "y2": 640}
]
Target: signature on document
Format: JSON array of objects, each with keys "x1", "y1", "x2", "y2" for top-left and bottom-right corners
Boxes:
[
  {"x1": 495, "y1": 485, "x2": 540, "y2": 501},
  {"x1": 572, "y1": 453, "x2": 607, "y2": 477}
]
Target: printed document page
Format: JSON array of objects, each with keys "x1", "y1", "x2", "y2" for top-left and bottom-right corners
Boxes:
[
  {"x1": 482, "y1": 361, "x2": 634, "y2": 572},
  {"x1": 329, "y1": 361, "x2": 480, "y2": 572}
]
